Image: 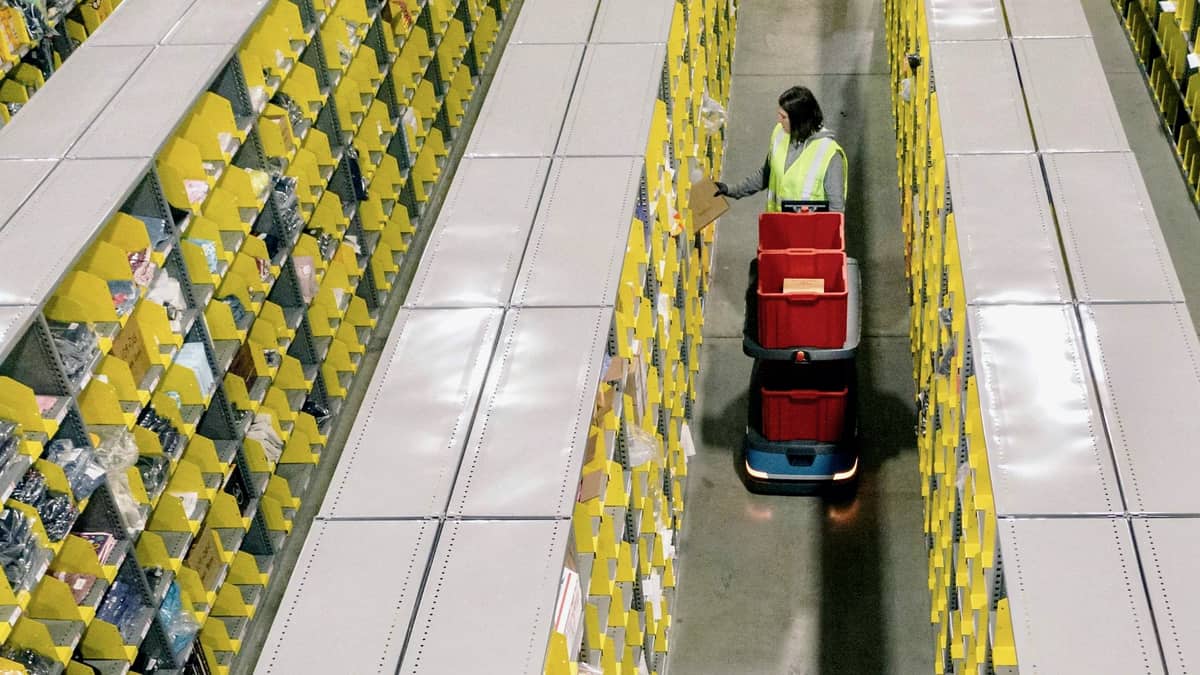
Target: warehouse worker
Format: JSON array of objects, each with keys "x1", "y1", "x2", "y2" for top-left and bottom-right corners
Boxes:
[{"x1": 715, "y1": 86, "x2": 847, "y2": 212}]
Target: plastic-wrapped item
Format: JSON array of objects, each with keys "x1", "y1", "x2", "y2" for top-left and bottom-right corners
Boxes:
[
  {"x1": 44, "y1": 439, "x2": 106, "y2": 502},
  {"x1": 97, "y1": 578, "x2": 145, "y2": 641},
  {"x1": 107, "y1": 280, "x2": 139, "y2": 318},
  {"x1": 0, "y1": 510, "x2": 42, "y2": 591},
  {"x1": 0, "y1": 645, "x2": 56, "y2": 675},
  {"x1": 159, "y1": 581, "x2": 201, "y2": 655},
  {"x1": 294, "y1": 256, "x2": 318, "y2": 304},
  {"x1": 301, "y1": 400, "x2": 331, "y2": 434},
  {"x1": 37, "y1": 494, "x2": 76, "y2": 542},
  {"x1": 11, "y1": 467, "x2": 48, "y2": 506},
  {"x1": 0, "y1": 421, "x2": 18, "y2": 471},
  {"x1": 625, "y1": 424, "x2": 658, "y2": 468},
  {"x1": 128, "y1": 249, "x2": 156, "y2": 286},
  {"x1": 148, "y1": 272, "x2": 187, "y2": 323},
  {"x1": 175, "y1": 343, "x2": 216, "y2": 397},
  {"x1": 135, "y1": 454, "x2": 171, "y2": 499},
  {"x1": 247, "y1": 413, "x2": 284, "y2": 462},
  {"x1": 137, "y1": 406, "x2": 184, "y2": 460},
  {"x1": 134, "y1": 214, "x2": 171, "y2": 251},
  {"x1": 48, "y1": 321, "x2": 100, "y2": 385},
  {"x1": 93, "y1": 429, "x2": 146, "y2": 535}
]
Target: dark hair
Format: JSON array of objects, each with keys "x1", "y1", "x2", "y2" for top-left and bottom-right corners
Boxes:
[{"x1": 778, "y1": 86, "x2": 823, "y2": 143}]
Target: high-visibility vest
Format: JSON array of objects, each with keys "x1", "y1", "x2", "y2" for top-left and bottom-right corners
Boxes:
[{"x1": 766, "y1": 123, "x2": 847, "y2": 212}]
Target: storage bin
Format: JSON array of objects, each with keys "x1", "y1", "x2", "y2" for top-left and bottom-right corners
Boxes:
[
  {"x1": 758, "y1": 360, "x2": 850, "y2": 442},
  {"x1": 758, "y1": 211, "x2": 845, "y2": 253},
  {"x1": 756, "y1": 250, "x2": 848, "y2": 348}
]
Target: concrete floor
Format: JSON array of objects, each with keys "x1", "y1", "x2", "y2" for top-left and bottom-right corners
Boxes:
[{"x1": 670, "y1": 2, "x2": 1200, "y2": 674}]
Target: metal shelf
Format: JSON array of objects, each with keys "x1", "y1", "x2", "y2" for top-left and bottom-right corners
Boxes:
[
  {"x1": 0, "y1": 45, "x2": 152, "y2": 160},
  {"x1": 1132, "y1": 517, "x2": 1200, "y2": 674},
  {"x1": 258, "y1": 520, "x2": 437, "y2": 675},
  {"x1": 947, "y1": 153, "x2": 1070, "y2": 305},
  {"x1": 163, "y1": 0, "x2": 272, "y2": 46},
  {"x1": 1078, "y1": 303, "x2": 1200, "y2": 514},
  {"x1": 449, "y1": 307, "x2": 610, "y2": 518},
  {"x1": 508, "y1": 0, "x2": 599, "y2": 44},
  {"x1": 0, "y1": 158, "x2": 57, "y2": 227},
  {"x1": 1012, "y1": 38, "x2": 1129, "y2": 152},
  {"x1": 969, "y1": 304, "x2": 1122, "y2": 516},
  {"x1": 926, "y1": 0, "x2": 1007, "y2": 42},
  {"x1": 70, "y1": 44, "x2": 238, "y2": 159},
  {"x1": 931, "y1": 40, "x2": 1034, "y2": 155},
  {"x1": 1004, "y1": 0, "x2": 1091, "y2": 39},
  {"x1": 405, "y1": 157, "x2": 551, "y2": 308},
  {"x1": 399, "y1": 520, "x2": 568, "y2": 675},
  {"x1": 999, "y1": 518, "x2": 1163, "y2": 674},
  {"x1": 318, "y1": 308, "x2": 503, "y2": 519},
  {"x1": 510, "y1": 157, "x2": 642, "y2": 307},
  {"x1": 591, "y1": 0, "x2": 675, "y2": 44},
  {"x1": 1042, "y1": 151, "x2": 1183, "y2": 303},
  {"x1": 0, "y1": 157, "x2": 150, "y2": 305},
  {"x1": 86, "y1": 0, "x2": 200, "y2": 46},
  {"x1": 464, "y1": 44, "x2": 585, "y2": 158},
  {"x1": 557, "y1": 44, "x2": 667, "y2": 157}
]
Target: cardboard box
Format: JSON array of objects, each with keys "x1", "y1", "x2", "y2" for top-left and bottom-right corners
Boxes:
[
  {"x1": 688, "y1": 179, "x2": 730, "y2": 234},
  {"x1": 783, "y1": 277, "x2": 826, "y2": 294}
]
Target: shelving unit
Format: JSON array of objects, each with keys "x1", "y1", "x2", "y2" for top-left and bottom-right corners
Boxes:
[
  {"x1": 888, "y1": 0, "x2": 1200, "y2": 672},
  {"x1": 0, "y1": 0, "x2": 512, "y2": 672},
  {"x1": 262, "y1": 0, "x2": 738, "y2": 673}
]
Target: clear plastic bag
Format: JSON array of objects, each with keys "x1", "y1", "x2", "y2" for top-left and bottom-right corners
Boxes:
[
  {"x1": 700, "y1": 90, "x2": 728, "y2": 131},
  {"x1": 93, "y1": 429, "x2": 146, "y2": 534},
  {"x1": 625, "y1": 424, "x2": 658, "y2": 468}
]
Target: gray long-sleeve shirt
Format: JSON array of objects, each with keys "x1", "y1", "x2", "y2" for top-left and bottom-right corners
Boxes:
[{"x1": 725, "y1": 128, "x2": 845, "y2": 212}]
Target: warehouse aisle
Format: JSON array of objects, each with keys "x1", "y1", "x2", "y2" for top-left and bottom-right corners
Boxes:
[{"x1": 670, "y1": 1, "x2": 932, "y2": 674}]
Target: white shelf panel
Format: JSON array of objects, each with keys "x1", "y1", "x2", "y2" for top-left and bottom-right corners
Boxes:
[
  {"x1": 970, "y1": 304, "x2": 1122, "y2": 516},
  {"x1": 591, "y1": 0, "x2": 675, "y2": 44},
  {"x1": 557, "y1": 44, "x2": 666, "y2": 157},
  {"x1": 70, "y1": 45, "x2": 235, "y2": 159},
  {"x1": 1079, "y1": 303, "x2": 1200, "y2": 514},
  {"x1": 465, "y1": 44, "x2": 584, "y2": 158},
  {"x1": 257, "y1": 520, "x2": 437, "y2": 675},
  {"x1": 1133, "y1": 518, "x2": 1200, "y2": 674},
  {"x1": 926, "y1": 0, "x2": 1007, "y2": 42},
  {"x1": 318, "y1": 308, "x2": 503, "y2": 519},
  {"x1": 1005, "y1": 0, "x2": 1091, "y2": 38},
  {"x1": 164, "y1": 0, "x2": 272, "y2": 45},
  {"x1": 1043, "y1": 151, "x2": 1183, "y2": 303},
  {"x1": 931, "y1": 40, "x2": 1034, "y2": 154},
  {"x1": 86, "y1": 0, "x2": 199, "y2": 46},
  {"x1": 999, "y1": 518, "x2": 1163, "y2": 675},
  {"x1": 1012, "y1": 38, "x2": 1128, "y2": 152},
  {"x1": 947, "y1": 153, "x2": 1070, "y2": 305},
  {"x1": 0, "y1": 159, "x2": 57, "y2": 229},
  {"x1": 508, "y1": 0, "x2": 598, "y2": 44},
  {"x1": 0, "y1": 306, "x2": 37, "y2": 364},
  {"x1": 400, "y1": 520, "x2": 568, "y2": 675},
  {"x1": 0, "y1": 45, "x2": 152, "y2": 160},
  {"x1": 406, "y1": 158, "x2": 551, "y2": 308},
  {"x1": 449, "y1": 307, "x2": 610, "y2": 518},
  {"x1": 511, "y1": 157, "x2": 642, "y2": 307},
  {"x1": 0, "y1": 158, "x2": 149, "y2": 305}
]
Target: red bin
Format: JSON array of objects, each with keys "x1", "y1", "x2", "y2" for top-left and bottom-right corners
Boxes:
[
  {"x1": 758, "y1": 361, "x2": 850, "y2": 442},
  {"x1": 757, "y1": 250, "x2": 848, "y2": 349},
  {"x1": 758, "y1": 212, "x2": 845, "y2": 253}
]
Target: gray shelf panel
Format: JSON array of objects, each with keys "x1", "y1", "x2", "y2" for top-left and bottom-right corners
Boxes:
[
  {"x1": 86, "y1": 0, "x2": 199, "y2": 46},
  {"x1": 70, "y1": 45, "x2": 237, "y2": 159},
  {"x1": 0, "y1": 159, "x2": 57, "y2": 229},
  {"x1": 164, "y1": 0, "x2": 272, "y2": 46},
  {"x1": 0, "y1": 45, "x2": 152, "y2": 160},
  {"x1": 969, "y1": 304, "x2": 1122, "y2": 516},
  {"x1": 1012, "y1": 38, "x2": 1128, "y2": 152},
  {"x1": 947, "y1": 154, "x2": 1070, "y2": 305},
  {"x1": 257, "y1": 520, "x2": 437, "y2": 675},
  {"x1": 591, "y1": 0, "x2": 675, "y2": 44},
  {"x1": 999, "y1": 518, "x2": 1163, "y2": 675},
  {"x1": 508, "y1": 0, "x2": 598, "y2": 44},
  {"x1": 1132, "y1": 518, "x2": 1200, "y2": 674},
  {"x1": 510, "y1": 156, "x2": 642, "y2": 307},
  {"x1": 399, "y1": 520, "x2": 567, "y2": 675},
  {"x1": 1078, "y1": 303, "x2": 1200, "y2": 514},
  {"x1": 405, "y1": 158, "x2": 551, "y2": 308},
  {"x1": 931, "y1": 40, "x2": 1034, "y2": 154},
  {"x1": 465, "y1": 45, "x2": 585, "y2": 158},
  {"x1": 925, "y1": 0, "x2": 1008, "y2": 42},
  {"x1": 0, "y1": 306, "x2": 37, "y2": 365},
  {"x1": 449, "y1": 307, "x2": 610, "y2": 518},
  {"x1": 557, "y1": 44, "x2": 667, "y2": 157},
  {"x1": 0, "y1": 157, "x2": 150, "y2": 305},
  {"x1": 1004, "y1": 0, "x2": 1091, "y2": 38},
  {"x1": 1042, "y1": 151, "x2": 1183, "y2": 303},
  {"x1": 318, "y1": 308, "x2": 503, "y2": 519}
]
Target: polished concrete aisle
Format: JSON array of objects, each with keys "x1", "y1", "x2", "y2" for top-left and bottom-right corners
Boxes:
[{"x1": 670, "y1": 2, "x2": 932, "y2": 674}]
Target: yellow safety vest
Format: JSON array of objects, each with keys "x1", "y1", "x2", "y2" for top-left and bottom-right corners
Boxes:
[{"x1": 766, "y1": 123, "x2": 847, "y2": 212}]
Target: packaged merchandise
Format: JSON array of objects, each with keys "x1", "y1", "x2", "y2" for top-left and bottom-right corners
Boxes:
[
  {"x1": 52, "y1": 569, "x2": 98, "y2": 603},
  {"x1": 301, "y1": 399, "x2": 331, "y2": 434},
  {"x1": 246, "y1": 413, "x2": 284, "y2": 463},
  {"x1": 0, "y1": 645, "x2": 55, "y2": 675},
  {"x1": 137, "y1": 406, "x2": 184, "y2": 460},
  {"x1": 134, "y1": 215, "x2": 171, "y2": 252},
  {"x1": 97, "y1": 578, "x2": 145, "y2": 642},
  {"x1": 135, "y1": 454, "x2": 171, "y2": 499},
  {"x1": 0, "y1": 509, "x2": 47, "y2": 592},
  {"x1": 47, "y1": 321, "x2": 100, "y2": 386},
  {"x1": 92, "y1": 429, "x2": 146, "y2": 534},
  {"x1": 12, "y1": 466, "x2": 79, "y2": 542},
  {"x1": 44, "y1": 439, "x2": 105, "y2": 502},
  {"x1": 174, "y1": 343, "x2": 216, "y2": 397},
  {"x1": 158, "y1": 581, "x2": 200, "y2": 655},
  {"x1": 0, "y1": 421, "x2": 19, "y2": 474},
  {"x1": 75, "y1": 531, "x2": 117, "y2": 564}
]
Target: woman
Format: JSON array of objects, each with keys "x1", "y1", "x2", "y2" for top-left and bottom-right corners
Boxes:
[{"x1": 715, "y1": 86, "x2": 846, "y2": 212}]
